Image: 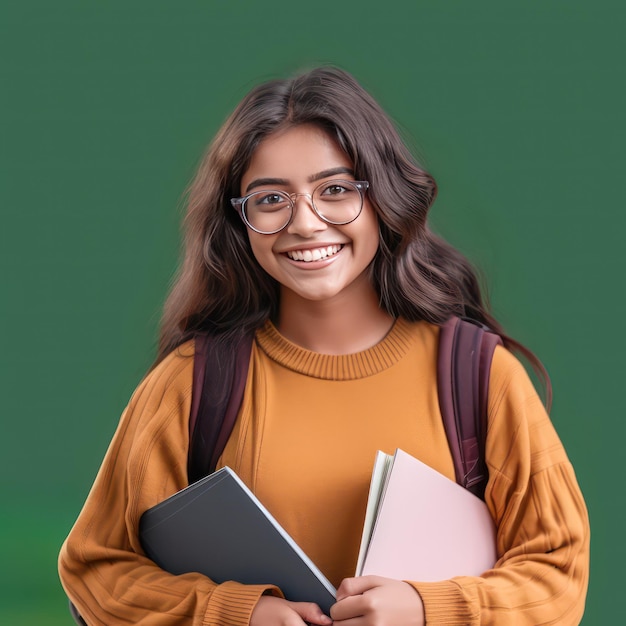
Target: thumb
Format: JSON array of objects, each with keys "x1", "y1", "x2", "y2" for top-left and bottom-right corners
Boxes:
[
  {"x1": 336, "y1": 575, "x2": 387, "y2": 601},
  {"x1": 288, "y1": 601, "x2": 333, "y2": 625}
]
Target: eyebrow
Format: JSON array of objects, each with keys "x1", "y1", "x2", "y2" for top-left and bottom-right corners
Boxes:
[{"x1": 244, "y1": 166, "x2": 355, "y2": 193}]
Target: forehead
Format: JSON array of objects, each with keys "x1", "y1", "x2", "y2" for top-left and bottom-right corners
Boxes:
[{"x1": 241, "y1": 125, "x2": 353, "y2": 190}]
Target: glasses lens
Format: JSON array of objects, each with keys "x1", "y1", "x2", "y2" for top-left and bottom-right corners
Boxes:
[
  {"x1": 244, "y1": 191, "x2": 292, "y2": 234},
  {"x1": 313, "y1": 181, "x2": 363, "y2": 224}
]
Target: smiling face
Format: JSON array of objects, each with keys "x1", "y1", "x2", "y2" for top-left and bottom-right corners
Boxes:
[{"x1": 239, "y1": 124, "x2": 380, "y2": 309}]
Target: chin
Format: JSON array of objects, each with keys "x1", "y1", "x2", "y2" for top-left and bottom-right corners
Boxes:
[{"x1": 281, "y1": 281, "x2": 346, "y2": 303}]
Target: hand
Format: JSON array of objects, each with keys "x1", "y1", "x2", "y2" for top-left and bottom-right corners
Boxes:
[
  {"x1": 331, "y1": 575, "x2": 425, "y2": 626},
  {"x1": 250, "y1": 594, "x2": 333, "y2": 626}
]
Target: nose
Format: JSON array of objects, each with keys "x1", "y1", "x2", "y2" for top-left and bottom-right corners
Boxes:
[{"x1": 286, "y1": 194, "x2": 327, "y2": 236}]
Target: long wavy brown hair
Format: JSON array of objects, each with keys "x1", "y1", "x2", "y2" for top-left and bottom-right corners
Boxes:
[{"x1": 155, "y1": 65, "x2": 551, "y2": 406}]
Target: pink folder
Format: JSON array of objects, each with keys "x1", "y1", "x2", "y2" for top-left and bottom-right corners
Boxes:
[{"x1": 358, "y1": 449, "x2": 497, "y2": 582}]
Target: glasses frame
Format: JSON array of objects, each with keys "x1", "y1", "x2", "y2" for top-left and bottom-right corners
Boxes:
[{"x1": 230, "y1": 179, "x2": 370, "y2": 235}]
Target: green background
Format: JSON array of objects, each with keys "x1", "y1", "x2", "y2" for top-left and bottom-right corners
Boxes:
[{"x1": 1, "y1": 1, "x2": 623, "y2": 623}]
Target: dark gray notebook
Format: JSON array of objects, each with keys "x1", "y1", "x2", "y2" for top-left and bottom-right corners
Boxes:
[{"x1": 139, "y1": 466, "x2": 336, "y2": 614}]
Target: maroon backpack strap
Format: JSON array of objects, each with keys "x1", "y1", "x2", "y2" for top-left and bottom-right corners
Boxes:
[
  {"x1": 188, "y1": 331, "x2": 255, "y2": 484},
  {"x1": 437, "y1": 317, "x2": 502, "y2": 499}
]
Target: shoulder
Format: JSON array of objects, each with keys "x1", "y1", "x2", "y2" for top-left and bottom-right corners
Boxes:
[
  {"x1": 126, "y1": 339, "x2": 195, "y2": 430},
  {"x1": 119, "y1": 340, "x2": 196, "y2": 498},
  {"x1": 488, "y1": 344, "x2": 545, "y2": 423},
  {"x1": 486, "y1": 344, "x2": 570, "y2": 480},
  {"x1": 395, "y1": 317, "x2": 440, "y2": 356}
]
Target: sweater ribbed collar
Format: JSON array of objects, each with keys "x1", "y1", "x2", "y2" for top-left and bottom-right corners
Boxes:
[{"x1": 255, "y1": 317, "x2": 415, "y2": 381}]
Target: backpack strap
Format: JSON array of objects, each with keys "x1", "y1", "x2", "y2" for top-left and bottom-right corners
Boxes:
[
  {"x1": 437, "y1": 317, "x2": 502, "y2": 500},
  {"x1": 188, "y1": 331, "x2": 255, "y2": 484},
  {"x1": 188, "y1": 318, "x2": 502, "y2": 500},
  {"x1": 70, "y1": 319, "x2": 500, "y2": 625}
]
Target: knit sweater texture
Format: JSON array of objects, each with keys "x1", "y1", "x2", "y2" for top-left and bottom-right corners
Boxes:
[{"x1": 58, "y1": 318, "x2": 590, "y2": 625}]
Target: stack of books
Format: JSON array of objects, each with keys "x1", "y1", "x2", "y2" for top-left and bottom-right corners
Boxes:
[{"x1": 140, "y1": 448, "x2": 497, "y2": 613}]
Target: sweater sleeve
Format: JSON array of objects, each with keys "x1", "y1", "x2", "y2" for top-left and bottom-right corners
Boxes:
[
  {"x1": 58, "y1": 342, "x2": 283, "y2": 626},
  {"x1": 410, "y1": 346, "x2": 590, "y2": 625}
]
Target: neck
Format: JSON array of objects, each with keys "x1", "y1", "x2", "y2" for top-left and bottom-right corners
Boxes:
[{"x1": 276, "y1": 283, "x2": 395, "y2": 355}]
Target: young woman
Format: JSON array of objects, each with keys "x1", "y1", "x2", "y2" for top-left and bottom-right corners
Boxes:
[{"x1": 59, "y1": 66, "x2": 590, "y2": 625}]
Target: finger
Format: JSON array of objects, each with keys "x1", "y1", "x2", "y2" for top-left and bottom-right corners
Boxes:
[
  {"x1": 335, "y1": 575, "x2": 388, "y2": 601},
  {"x1": 288, "y1": 601, "x2": 333, "y2": 625},
  {"x1": 330, "y1": 592, "x2": 366, "y2": 622}
]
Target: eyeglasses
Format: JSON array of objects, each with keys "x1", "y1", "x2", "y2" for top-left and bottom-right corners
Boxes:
[{"x1": 231, "y1": 179, "x2": 370, "y2": 235}]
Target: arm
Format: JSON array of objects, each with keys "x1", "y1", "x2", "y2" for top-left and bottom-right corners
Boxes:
[
  {"x1": 410, "y1": 346, "x2": 590, "y2": 625},
  {"x1": 330, "y1": 347, "x2": 589, "y2": 625},
  {"x1": 58, "y1": 343, "x2": 283, "y2": 626}
]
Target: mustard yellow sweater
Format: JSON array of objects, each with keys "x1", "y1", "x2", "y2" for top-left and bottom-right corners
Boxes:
[{"x1": 58, "y1": 319, "x2": 590, "y2": 625}]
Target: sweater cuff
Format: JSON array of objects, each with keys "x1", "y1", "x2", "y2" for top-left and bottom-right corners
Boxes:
[
  {"x1": 408, "y1": 580, "x2": 478, "y2": 625},
  {"x1": 203, "y1": 580, "x2": 284, "y2": 626}
]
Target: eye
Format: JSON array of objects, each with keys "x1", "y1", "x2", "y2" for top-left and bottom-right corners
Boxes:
[
  {"x1": 316, "y1": 181, "x2": 359, "y2": 203},
  {"x1": 257, "y1": 192, "x2": 285, "y2": 205},
  {"x1": 247, "y1": 191, "x2": 291, "y2": 214},
  {"x1": 320, "y1": 183, "x2": 349, "y2": 196}
]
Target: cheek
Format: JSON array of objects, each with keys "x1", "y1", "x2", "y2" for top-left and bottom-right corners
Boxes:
[
  {"x1": 358, "y1": 208, "x2": 381, "y2": 262},
  {"x1": 247, "y1": 233, "x2": 276, "y2": 275}
]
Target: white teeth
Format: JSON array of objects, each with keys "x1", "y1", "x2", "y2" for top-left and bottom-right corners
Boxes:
[{"x1": 286, "y1": 245, "x2": 342, "y2": 262}]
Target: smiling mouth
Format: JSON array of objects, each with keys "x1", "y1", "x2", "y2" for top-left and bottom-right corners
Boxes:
[{"x1": 285, "y1": 244, "x2": 343, "y2": 262}]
